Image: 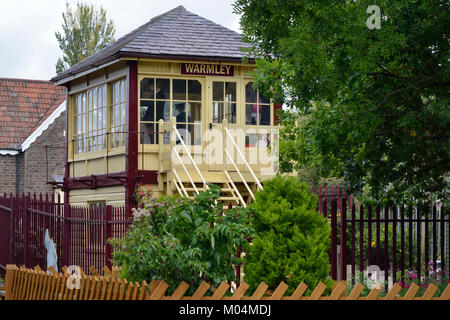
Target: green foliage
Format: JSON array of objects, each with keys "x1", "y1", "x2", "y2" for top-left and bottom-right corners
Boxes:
[
  {"x1": 109, "y1": 184, "x2": 254, "y2": 295},
  {"x1": 244, "y1": 176, "x2": 332, "y2": 294},
  {"x1": 55, "y1": 1, "x2": 116, "y2": 74},
  {"x1": 234, "y1": 0, "x2": 450, "y2": 205}
]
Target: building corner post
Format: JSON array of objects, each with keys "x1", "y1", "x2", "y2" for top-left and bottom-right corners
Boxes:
[{"x1": 125, "y1": 61, "x2": 138, "y2": 218}]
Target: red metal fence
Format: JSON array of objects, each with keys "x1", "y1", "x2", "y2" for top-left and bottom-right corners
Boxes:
[
  {"x1": 324, "y1": 197, "x2": 449, "y2": 285},
  {"x1": 1, "y1": 189, "x2": 448, "y2": 286},
  {"x1": 0, "y1": 193, "x2": 131, "y2": 277},
  {"x1": 313, "y1": 184, "x2": 352, "y2": 218}
]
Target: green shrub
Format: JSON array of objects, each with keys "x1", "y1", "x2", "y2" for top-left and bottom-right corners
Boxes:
[
  {"x1": 109, "y1": 184, "x2": 253, "y2": 295},
  {"x1": 244, "y1": 175, "x2": 332, "y2": 294}
]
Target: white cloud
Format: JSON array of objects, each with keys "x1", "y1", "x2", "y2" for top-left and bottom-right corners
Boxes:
[{"x1": 0, "y1": 0, "x2": 242, "y2": 81}]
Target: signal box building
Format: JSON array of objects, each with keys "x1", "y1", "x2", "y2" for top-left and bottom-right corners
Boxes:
[{"x1": 51, "y1": 6, "x2": 280, "y2": 214}]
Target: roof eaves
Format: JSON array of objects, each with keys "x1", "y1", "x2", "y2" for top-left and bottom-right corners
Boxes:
[
  {"x1": 0, "y1": 149, "x2": 19, "y2": 156},
  {"x1": 120, "y1": 52, "x2": 256, "y2": 64},
  {"x1": 20, "y1": 100, "x2": 66, "y2": 152}
]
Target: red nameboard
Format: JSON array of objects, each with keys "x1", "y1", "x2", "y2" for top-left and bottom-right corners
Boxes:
[{"x1": 181, "y1": 63, "x2": 234, "y2": 76}]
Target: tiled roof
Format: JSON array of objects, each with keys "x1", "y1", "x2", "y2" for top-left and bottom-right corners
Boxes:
[
  {"x1": 0, "y1": 78, "x2": 66, "y2": 150},
  {"x1": 52, "y1": 5, "x2": 252, "y2": 83}
]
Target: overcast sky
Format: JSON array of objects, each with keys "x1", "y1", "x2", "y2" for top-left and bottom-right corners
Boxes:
[{"x1": 0, "y1": 0, "x2": 242, "y2": 81}]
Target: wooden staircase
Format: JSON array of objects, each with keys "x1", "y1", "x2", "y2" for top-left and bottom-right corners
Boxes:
[
  {"x1": 169, "y1": 124, "x2": 263, "y2": 208},
  {"x1": 172, "y1": 179, "x2": 245, "y2": 208}
]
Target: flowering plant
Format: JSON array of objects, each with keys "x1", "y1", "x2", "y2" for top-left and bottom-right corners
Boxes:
[
  {"x1": 109, "y1": 184, "x2": 254, "y2": 295},
  {"x1": 396, "y1": 261, "x2": 449, "y2": 297},
  {"x1": 134, "y1": 184, "x2": 152, "y2": 203}
]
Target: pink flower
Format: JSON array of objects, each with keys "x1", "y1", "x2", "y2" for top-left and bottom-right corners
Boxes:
[
  {"x1": 141, "y1": 192, "x2": 144, "y2": 196},
  {"x1": 424, "y1": 284, "x2": 428, "y2": 289}
]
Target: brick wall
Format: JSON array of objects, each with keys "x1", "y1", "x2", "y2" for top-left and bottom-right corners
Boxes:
[
  {"x1": 0, "y1": 111, "x2": 66, "y2": 195},
  {"x1": 0, "y1": 154, "x2": 18, "y2": 195}
]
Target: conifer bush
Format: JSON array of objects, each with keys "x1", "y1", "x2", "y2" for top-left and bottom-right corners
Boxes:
[{"x1": 244, "y1": 176, "x2": 332, "y2": 294}]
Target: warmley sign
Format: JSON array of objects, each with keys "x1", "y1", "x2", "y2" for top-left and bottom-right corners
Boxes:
[{"x1": 181, "y1": 63, "x2": 234, "y2": 76}]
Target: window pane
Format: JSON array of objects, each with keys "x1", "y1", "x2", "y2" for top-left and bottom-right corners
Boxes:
[
  {"x1": 140, "y1": 123, "x2": 155, "y2": 144},
  {"x1": 120, "y1": 80, "x2": 126, "y2": 103},
  {"x1": 188, "y1": 80, "x2": 201, "y2": 101},
  {"x1": 89, "y1": 111, "x2": 93, "y2": 133},
  {"x1": 259, "y1": 92, "x2": 270, "y2": 104},
  {"x1": 173, "y1": 102, "x2": 187, "y2": 122},
  {"x1": 245, "y1": 82, "x2": 257, "y2": 103},
  {"x1": 102, "y1": 85, "x2": 107, "y2": 106},
  {"x1": 246, "y1": 104, "x2": 256, "y2": 125},
  {"x1": 176, "y1": 123, "x2": 188, "y2": 143},
  {"x1": 74, "y1": 115, "x2": 79, "y2": 135},
  {"x1": 212, "y1": 82, "x2": 223, "y2": 101},
  {"x1": 93, "y1": 89, "x2": 97, "y2": 110},
  {"x1": 121, "y1": 103, "x2": 126, "y2": 124},
  {"x1": 114, "y1": 82, "x2": 120, "y2": 104},
  {"x1": 173, "y1": 79, "x2": 186, "y2": 100},
  {"x1": 88, "y1": 91, "x2": 93, "y2": 111},
  {"x1": 245, "y1": 133, "x2": 257, "y2": 147},
  {"x1": 140, "y1": 78, "x2": 154, "y2": 99},
  {"x1": 82, "y1": 93, "x2": 86, "y2": 113},
  {"x1": 82, "y1": 113, "x2": 86, "y2": 135},
  {"x1": 140, "y1": 101, "x2": 154, "y2": 121},
  {"x1": 213, "y1": 102, "x2": 223, "y2": 123},
  {"x1": 225, "y1": 103, "x2": 236, "y2": 123},
  {"x1": 76, "y1": 95, "x2": 81, "y2": 114},
  {"x1": 225, "y1": 82, "x2": 236, "y2": 102},
  {"x1": 189, "y1": 102, "x2": 201, "y2": 122},
  {"x1": 102, "y1": 107, "x2": 107, "y2": 129},
  {"x1": 156, "y1": 101, "x2": 169, "y2": 121},
  {"x1": 115, "y1": 106, "x2": 120, "y2": 126},
  {"x1": 259, "y1": 105, "x2": 271, "y2": 125},
  {"x1": 156, "y1": 79, "x2": 170, "y2": 99},
  {"x1": 258, "y1": 133, "x2": 270, "y2": 148},
  {"x1": 92, "y1": 110, "x2": 97, "y2": 131},
  {"x1": 191, "y1": 124, "x2": 202, "y2": 145}
]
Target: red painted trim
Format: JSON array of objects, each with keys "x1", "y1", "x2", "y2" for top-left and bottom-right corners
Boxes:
[
  {"x1": 136, "y1": 170, "x2": 158, "y2": 185},
  {"x1": 64, "y1": 85, "x2": 70, "y2": 204},
  {"x1": 66, "y1": 171, "x2": 158, "y2": 190},
  {"x1": 125, "y1": 61, "x2": 139, "y2": 217}
]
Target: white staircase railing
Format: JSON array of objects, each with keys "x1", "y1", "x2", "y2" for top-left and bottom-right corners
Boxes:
[
  {"x1": 169, "y1": 117, "x2": 263, "y2": 205},
  {"x1": 172, "y1": 169, "x2": 188, "y2": 197},
  {"x1": 224, "y1": 170, "x2": 246, "y2": 207},
  {"x1": 171, "y1": 117, "x2": 208, "y2": 195},
  {"x1": 223, "y1": 125, "x2": 263, "y2": 201}
]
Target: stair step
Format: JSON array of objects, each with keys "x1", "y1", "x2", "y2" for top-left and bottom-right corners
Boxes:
[
  {"x1": 182, "y1": 187, "x2": 235, "y2": 193},
  {"x1": 218, "y1": 197, "x2": 240, "y2": 201},
  {"x1": 184, "y1": 187, "x2": 206, "y2": 192}
]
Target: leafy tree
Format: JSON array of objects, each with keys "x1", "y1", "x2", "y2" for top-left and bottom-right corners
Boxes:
[
  {"x1": 234, "y1": 0, "x2": 450, "y2": 205},
  {"x1": 244, "y1": 176, "x2": 332, "y2": 294},
  {"x1": 55, "y1": 2, "x2": 116, "y2": 74},
  {"x1": 109, "y1": 184, "x2": 253, "y2": 295}
]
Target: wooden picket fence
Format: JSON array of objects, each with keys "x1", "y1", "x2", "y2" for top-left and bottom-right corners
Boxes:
[{"x1": 3, "y1": 264, "x2": 450, "y2": 301}]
